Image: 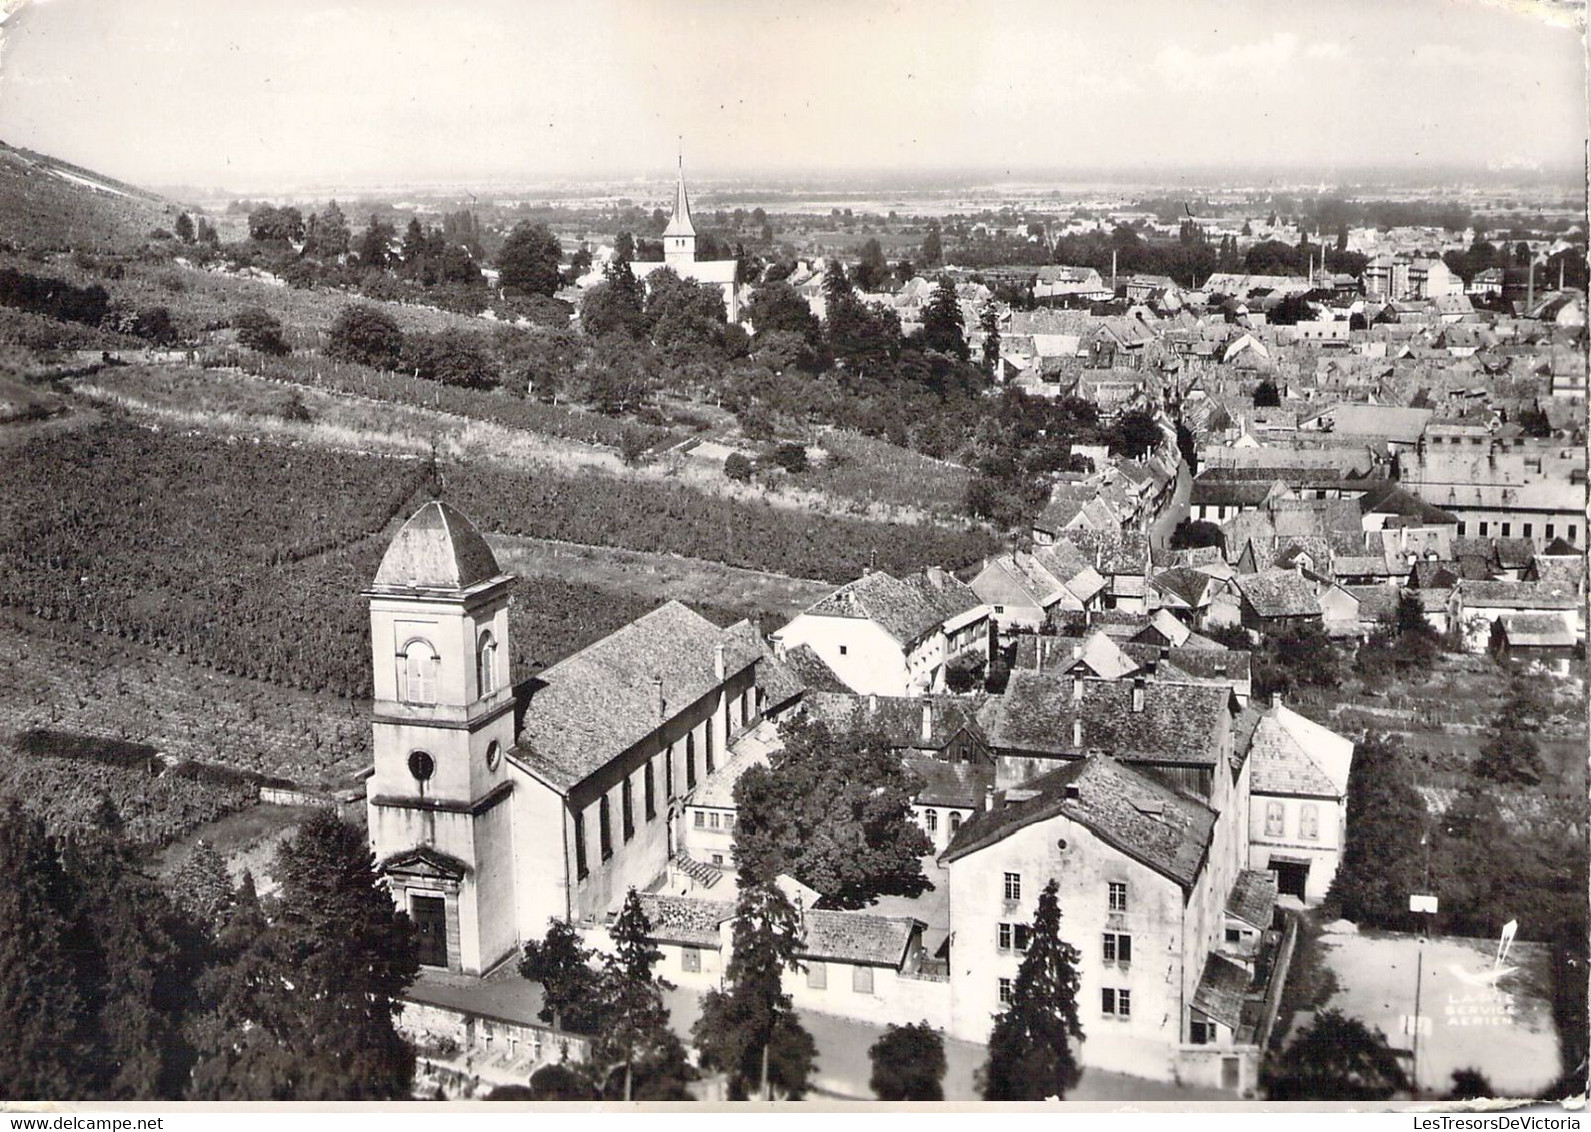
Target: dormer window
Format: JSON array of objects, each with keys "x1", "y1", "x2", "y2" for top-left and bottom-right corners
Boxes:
[
  {"x1": 477, "y1": 631, "x2": 498, "y2": 698},
  {"x1": 400, "y1": 639, "x2": 438, "y2": 704}
]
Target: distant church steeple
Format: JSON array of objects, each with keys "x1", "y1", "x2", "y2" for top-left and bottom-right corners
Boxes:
[{"x1": 663, "y1": 143, "x2": 697, "y2": 267}]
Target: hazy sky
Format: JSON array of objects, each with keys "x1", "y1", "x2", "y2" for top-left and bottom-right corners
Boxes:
[{"x1": 0, "y1": 0, "x2": 1584, "y2": 191}]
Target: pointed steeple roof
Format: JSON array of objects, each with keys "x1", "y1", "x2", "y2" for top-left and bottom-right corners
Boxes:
[{"x1": 662, "y1": 153, "x2": 696, "y2": 239}]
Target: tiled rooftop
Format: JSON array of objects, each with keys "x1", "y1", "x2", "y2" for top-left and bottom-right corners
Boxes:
[{"x1": 800, "y1": 909, "x2": 920, "y2": 968}]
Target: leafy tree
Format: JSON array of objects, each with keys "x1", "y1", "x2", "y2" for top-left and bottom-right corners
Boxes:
[
  {"x1": 921, "y1": 224, "x2": 943, "y2": 268},
  {"x1": 519, "y1": 919, "x2": 604, "y2": 1034},
  {"x1": 733, "y1": 715, "x2": 932, "y2": 907},
  {"x1": 979, "y1": 879, "x2": 1084, "y2": 1100},
  {"x1": 174, "y1": 213, "x2": 195, "y2": 243},
  {"x1": 0, "y1": 802, "x2": 96, "y2": 1098},
  {"x1": 1265, "y1": 1010, "x2": 1408, "y2": 1100},
  {"x1": 771, "y1": 442, "x2": 808, "y2": 474},
  {"x1": 497, "y1": 221, "x2": 564, "y2": 297},
  {"x1": 920, "y1": 276, "x2": 969, "y2": 361},
  {"x1": 326, "y1": 304, "x2": 403, "y2": 369},
  {"x1": 869, "y1": 1022, "x2": 946, "y2": 1100},
  {"x1": 1253, "y1": 379, "x2": 1282, "y2": 407},
  {"x1": 308, "y1": 200, "x2": 350, "y2": 259},
  {"x1": 853, "y1": 238, "x2": 888, "y2": 291},
  {"x1": 196, "y1": 219, "x2": 219, "y2": 247},
  {"x1": 232, "y1": 307, "x2": 289, "y2": 356},
  {"x1": 580, "y1": 259, "x2": 649, "y2": 340},
  {"x1": 248, "y1": 205, "x2": 304, "y2": 245},
  {"x1": 1448, "y1": 1068, "x2": 1495, "y2": 1100},
  {"x1": 401, "y1": 329, "x2": 499, "y2": 389},
  {"x1": 1255, "y1": 620, "x2": 1344, "y2": 697},
  {"x1": 1170, "y1": 519, "x2": 1224, "y2": 551},
  {"x1": 529, "y1": 1062, "x2": 600, "y2": 1100},
  {"x1": 745, "y1": 280, "x2": 820, "y2": 344},
  {"x1": 644, "y1": 267, "x2": 728, "y2": 358},
  {"x1": 613, "y1": 232, "x2": 636, "y2": 264},
  {"x1": 132, "y1": 306, "x2": 179, "y2": 346},
  {"x1": 691, "y1": 878, "x2": 816, "y2": 1100},
  {"x1": 1106, "y1": 409, "x2": 1161, "y2": 459},
  {"x1": 724, "y1": 452, "x2": 753, "y2": 482}
]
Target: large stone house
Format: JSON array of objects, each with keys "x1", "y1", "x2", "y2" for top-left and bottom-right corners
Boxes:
[{"x1": 1239, "y1": 701, "x2": 1353, "y2": 904}]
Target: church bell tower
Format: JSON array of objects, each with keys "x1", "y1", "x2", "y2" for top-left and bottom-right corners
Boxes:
[
  {"x1": 365, "y1": 501, "x2": 518, "y2": 975},
  {"x1": 663, "y1": 150, "x2": 698, "y2": 267}
]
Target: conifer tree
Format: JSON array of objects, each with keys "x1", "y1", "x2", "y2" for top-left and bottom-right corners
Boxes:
[
  {"x1": 980, "y1": 879, "x2": 1084, "y2": 1100},
  {"x1": 592, "y1": 889, "x2": 694, "y2": 1100},
  {"x1": 172, "y1": 840, "x2": 236, "y2": 935},
  {"x1": 692, "y1": 877, "x2": 816, "y2": 1099},
  {"x1": 921, "y1": 275, "x2": 970, "y2": 361}
]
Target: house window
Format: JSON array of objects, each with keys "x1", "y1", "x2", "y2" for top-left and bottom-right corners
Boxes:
[
  {"x1": 1003, "y1": 872, "x2": 1022, "y2": 901},
  {"x1": 476, "y1": 631, "x2": 497, "y2": 697},
  {"x1": 1225, "y1": 928, "x2": 1242, "y2": 944},
  {"x1": 1265, "y1": 801, "x2": 1285, "y2": 838},
  {"x1": 998, "y1": 978, "x2": 1014, "y2": 1005},
  {"x1": 1479, "y1": 521, "x2": 1489, "y2": 536},
  {"x1": 1501, "y1": 523, "x2": 1511, "y2": 537},
  {"x1": 1547, "y1": 524, "x2": 1556, "y2": 539},
  {"x1": 599, "y1": 795, "x2": 613, "y2": 861},
  {"x1": 1571, "y1": 525, "x2": 1579, "y2": 543},
  {"x1": 723, "y1": 814, "x2": 736, "y2": 832},
  {"x1": 709, "y1": 812, "x2": 720, "y2": 830},
  {"x1": 400, "y1": 639, "x2": 438, "y2": 704},
  {"x1": 681, "y1": 947, "x2": 701, "y2": 974},
  {"x1": 807, "y1": 962, "x2": 827, "y2": 990},
  {"x1": 644, "y1": 761, "x2": 656, "y2": 820},
  {"x1": 926, "y1": 809, "x2": 938, "y2": 833},
  {"x1": 1108, "y1": 882, "x2": 1129, "y2": 912},
  {"x1": 1103, "y1": 932, "x2": 1133, "y2": 964},
  {"x1": 622, "y1": 775, "x2": 635, "y2": 842},
  {"x1": 1190, "y1": 1018, "x2": 1214, "y2": 1045},
  {"x1": 838, "y1": 645, "x2": 848, "y2": 656},
  {"x1": 407, "y1": 750, "x2": 435, "y2": 783},
  {"x1": 705, "y1": 719, "x2": 715, "y2": 775},
  {"x1": 1523, "y1": 523, "x2": 1533, "y2": 539},
  {"x1": 998, "y1": 922, "x2": 1012, "y2": 950},
  {"x1": 1014, "y1": 924, "x2": 1031, "y2": 952},
  {"x1": 574, "y1": 812, "x2": 588, "y2": 880},
  {"x1": 665, "y1": 747, "x2": 675, "y2": 800},
  {"x1": 950, "y1": 812, "x2": 962, "y2": 834},
  {"x1": 1458, "y1": 522, "x2": 1466, "y2": 536},
  {"x1": 686, "y1": 733, "x2": 697, "y2": 790},
  {"x1": 1300, "y1": 803, "x2": 1320, "y2": 841},
  {"x1": 740, "y1": 693, "x2": 750, "y2": 727},
  {"x1": 1102, "y1": 988, "x2": 1131, "y2": 1018},
  {"x1": 485, "y1": 740, "x2": 501, "y2": 772},
  {"x1": 694, "y1": 810, "x2": 706, "y2": 829},
  {"x1": 852, "y1": 965, "x2": 874, "y2": 994},
  {"x1": 712, "y1": 853, "x2": 724, "y2": 866}
]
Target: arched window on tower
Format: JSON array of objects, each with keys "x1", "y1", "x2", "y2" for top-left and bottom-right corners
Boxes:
[
  {"x1": 477, "y1": 631, "x2": 498, "y2": 698},
  {"x1": 400, "y1": 639, "x2": 439, "y2": 705}
]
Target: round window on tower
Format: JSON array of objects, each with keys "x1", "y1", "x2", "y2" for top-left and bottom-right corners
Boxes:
[
  {"x1": 485, "y1": 741, "x2": 502, "y2": 772},
  {"x1": 408, "y1": 750, "x2": 435, "y2": 782}
]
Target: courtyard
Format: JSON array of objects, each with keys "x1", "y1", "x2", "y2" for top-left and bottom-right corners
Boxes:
[{"x1": 1303, "y1": 923, "x2": 1560, "y2": 1097}]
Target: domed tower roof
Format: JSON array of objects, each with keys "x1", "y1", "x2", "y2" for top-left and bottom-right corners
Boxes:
[{"x1": 372, "y1": 501, "x2": 503, "y2": 592}]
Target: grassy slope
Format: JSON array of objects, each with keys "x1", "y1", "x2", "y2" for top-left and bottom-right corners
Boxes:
[{"x1": 0, "y1": 142, "x2": 179, "y2": 253}]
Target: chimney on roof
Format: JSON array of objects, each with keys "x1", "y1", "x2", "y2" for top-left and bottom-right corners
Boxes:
[
  {"x1": 1064, "y1": 783, "x2": 1082, "y2": 800},
  {"x1": 927, "y1": 565, "x2": 946, "y2": 588},
  {"x1": 713, "y1": 642, "x2": 726, "y2": 682},
  {"x1": 1072, "y1": 716, "x2": 1083, "y2": 749},
  {"x1": 1072, "y1": 673, "x2": 1083, "y2": 702},
  {"x1": 983, "y1": 783, "x2": 995, "y2": 812},
  {"x1": 652, "y1": 676, "x2": 666, "y2": 724},
  {"x1": 1131, "y1": 676, "x2": 1146, "y2": 713},
  {"x1": 867, "y1": 549, "x2": 878, "y2": 575}
]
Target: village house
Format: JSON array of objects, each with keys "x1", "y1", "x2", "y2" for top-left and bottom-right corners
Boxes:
[
  {"x1": 1448, "y1": 579, "x2": 1581, "y2": 653},
  {"x1": 969, "y1": 546, "x2": 1107, "y2": 632},
  {"x1": 1238, "y1": 701, "x2": 1353, "y2": 904},
  {"x1": 772, "y1": 568, "x2": 991, "y2": 697},
  {"x1": 940, "y1": 753, "x2": 1267, "y2": 1093}
]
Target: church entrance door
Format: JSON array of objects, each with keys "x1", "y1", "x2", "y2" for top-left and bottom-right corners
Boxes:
[{"x1": 412, "y1": 894, "x2": 448, "y2": 967}]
